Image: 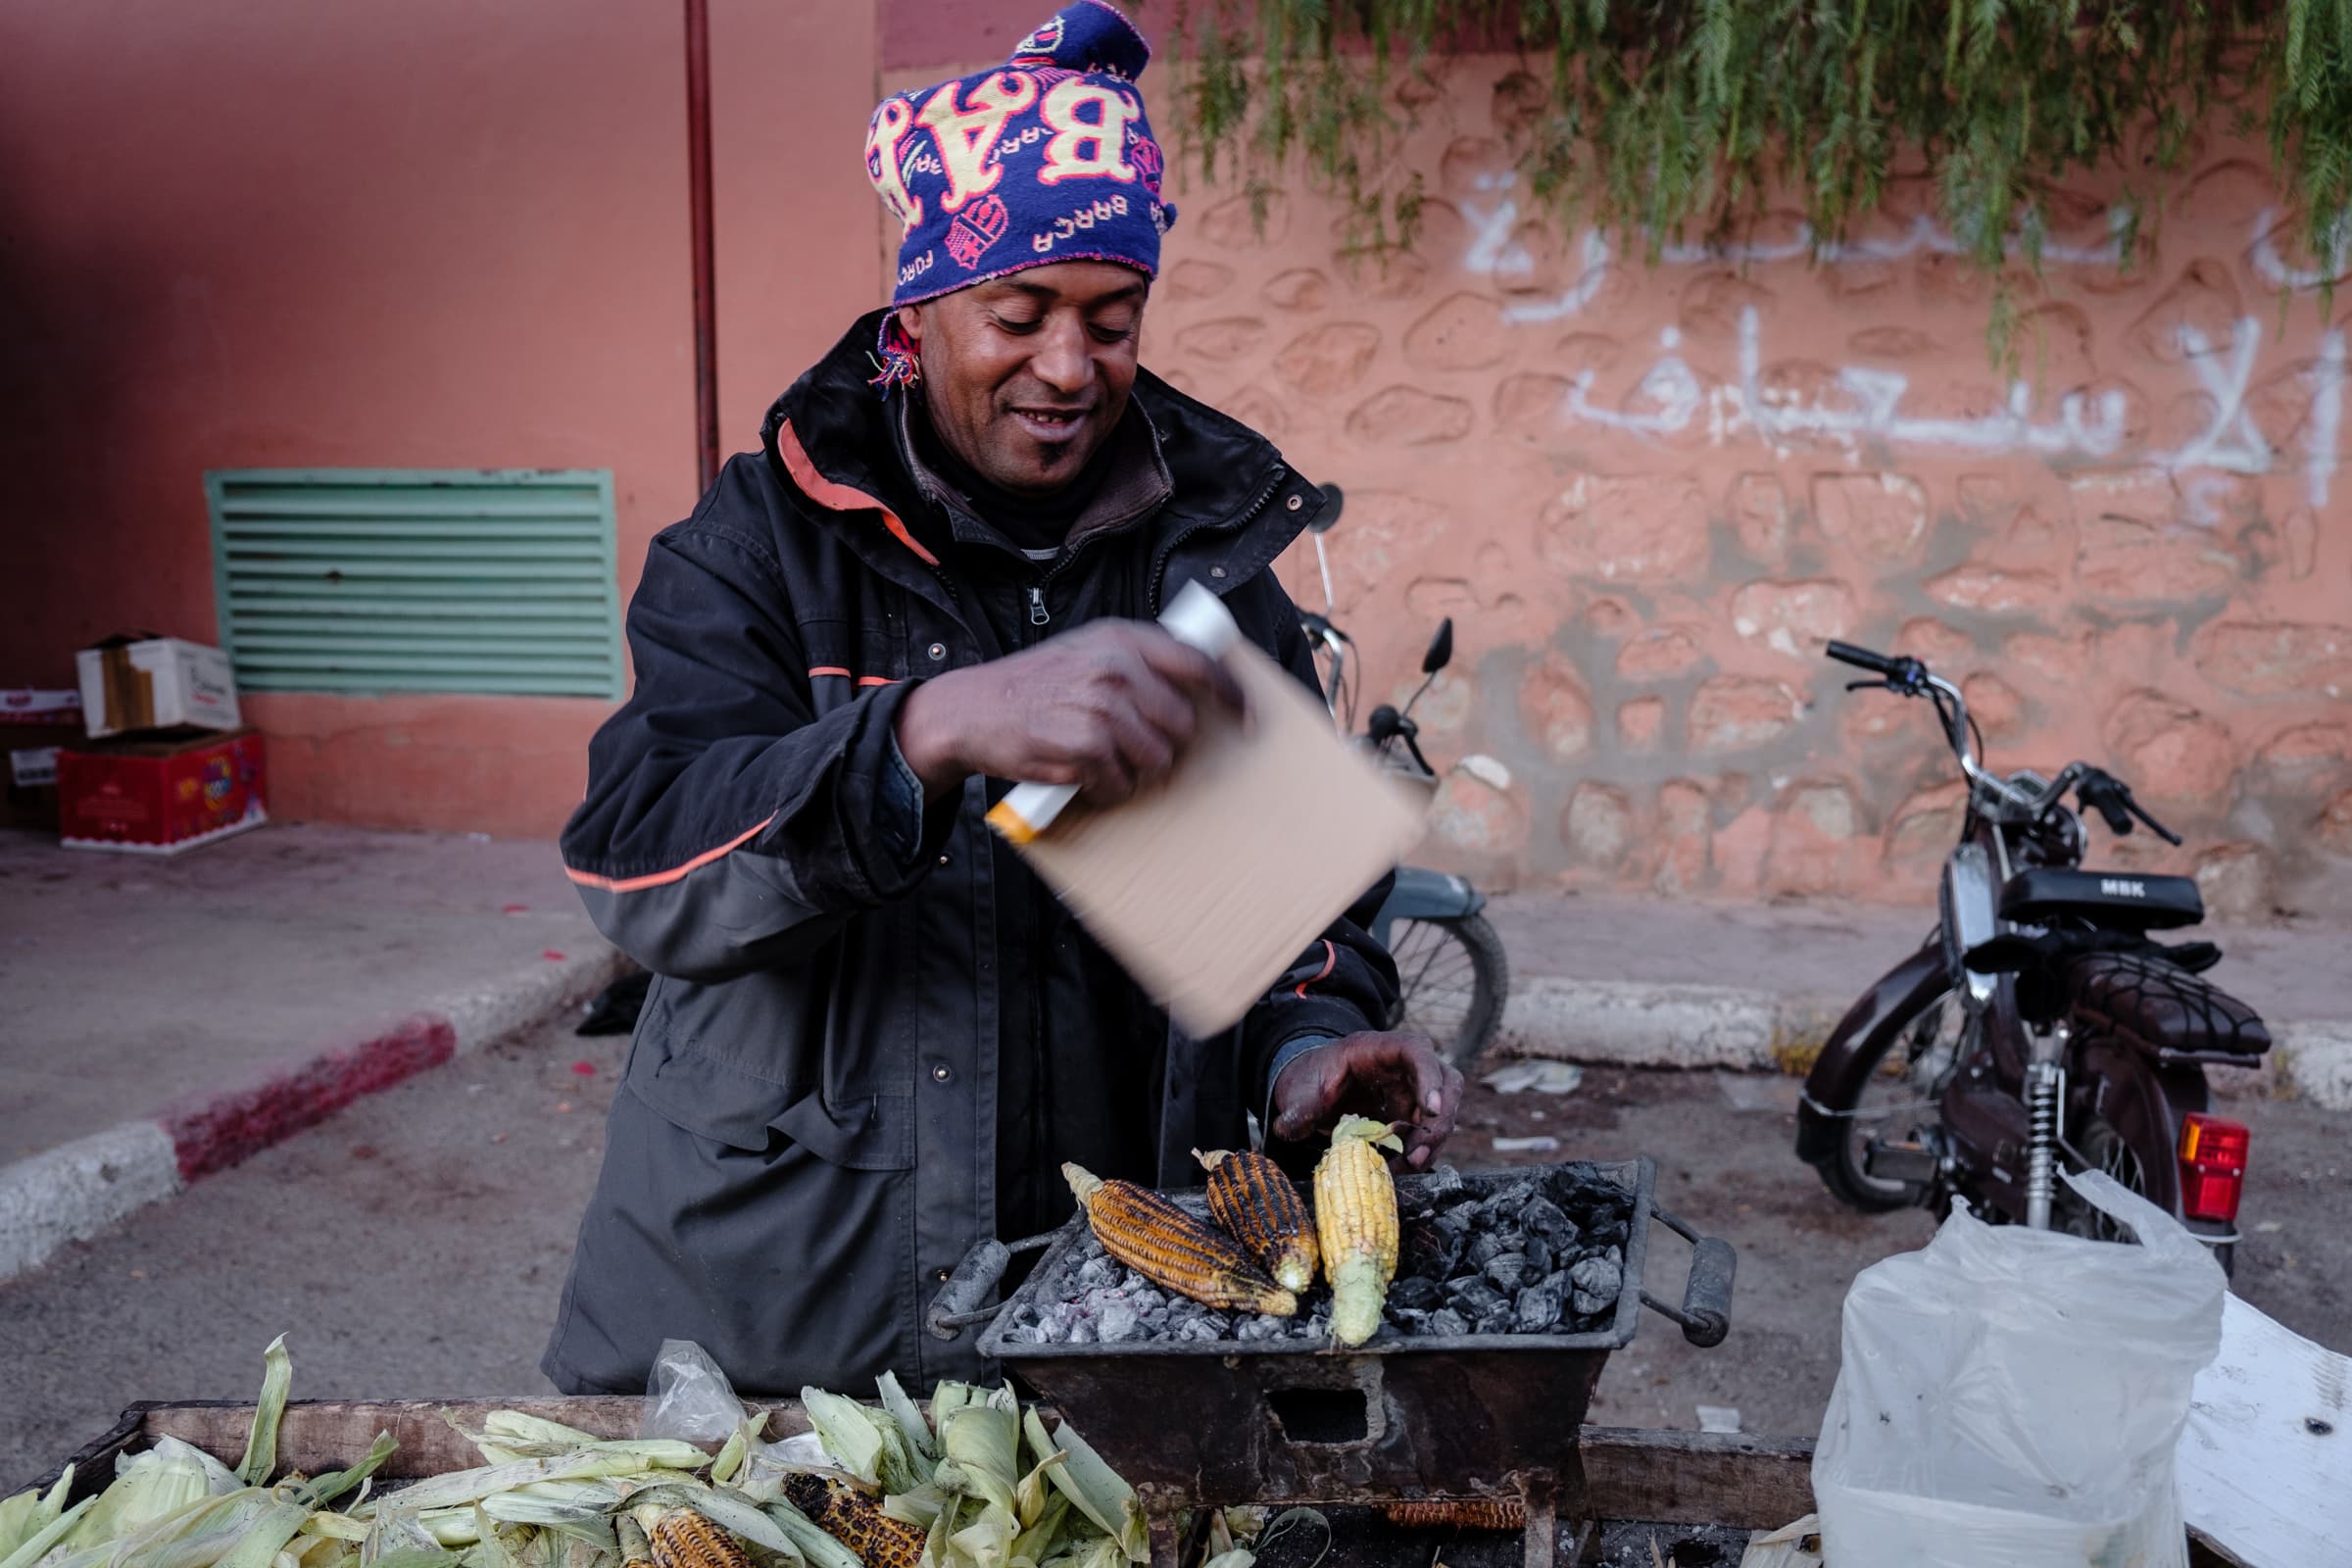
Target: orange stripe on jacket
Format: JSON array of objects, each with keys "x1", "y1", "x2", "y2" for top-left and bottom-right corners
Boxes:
[
  {"x1": 565, "y1": 816, "x2": 774, "y2": 894},
  {"x1": 1295, "y1": 939, "x2": 1339, "y2": 999},
  {"x1": 775, "y1": 417, "x2": 941, "y2": 566}
]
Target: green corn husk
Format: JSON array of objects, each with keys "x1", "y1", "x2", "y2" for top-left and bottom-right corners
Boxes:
[
  {"x1": 761, "y1": 1502, "x2": 860, "y2": 1568},
  {"x1": 1009, "y1": 1494, "x2": 1073, "y2": 1565},
  {"x1": 874, "y1": 1373, "x2": 936, "y2": 1470},
  {"x1": 939, "y1": 1405, "x2": 1020, "y2": 1519},
  {"x1": 878, "y1": 1482, "x2": 950, "y2": 1530},
  {"x1": 709, "y1": 1412, "x2": 765, "y2": 1487},
  {"x1": 798, "y1": 1388, "x2": 887, "y2": 1489},
  {"x1": 236, "y1": 1336, "x2": 295, "y2": 1486},
  {"x1": 1020, "y1": 1414, "x2": 1145, "y2": 1565},
  {"x1": 0, "y1": 1465, "x2": 76, "y2": 1558},
  {"x1": 624, "y1": 1482, "x2": 807, "y2": 1563},
  {"x1": 359, "y1": 1446, "x2": 698, "y2": 1515},
  {"x1": 61, "y1": 1439, "x2": 223, "y2": 1549},
  {"x1": 0, "y1": 1495, "x2": 94, "y2": 1568}
]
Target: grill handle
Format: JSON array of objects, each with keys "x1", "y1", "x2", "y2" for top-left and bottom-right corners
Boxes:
[
  {"x1": 1640, "y1": 1201, "x2": 1738, "y2": 1348},
  {"x1": 925, "y1": 1232, "x2": 1057, "y2": 1342}
]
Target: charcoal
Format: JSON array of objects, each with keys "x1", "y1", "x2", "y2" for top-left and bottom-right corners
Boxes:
[
  {"x1": 1448, "y1": 1278, "x2": 1507, "y2": 1318},
  {"x1": 1520, "y1": 1194, "x2": 1570, "y2": 1237},
  {"x1": 1066, "y1": 1319, "x2": 1098, "y2": 1345},
  {"x1": 1571, "y1": 1290, "x2": 1611, "y2": 1318},
  {"x1": 1389, "y1": 1275, "x2": 1442, "y2": 1312},
  {"x1": 1515, "y1": 1283, "x2": 1563, "y2": 1332},
  {"x1": 1474, "y1": 1307, "x2": 1515, "y2": 1336},
  {"x1": 1484, "y1": 1251, "x2": 1529, "y2": 1292},
  {"x1": 1432, "y1": 1203, "x2": 1475, "y2": 1237},
  {"x1": 1177, "y1": 1317, "x2": 1223, "y2": 1343},
  {"x1": 1478, "y1": 1180, "x2": 1539, "y2": 1222},
  {"x1": 1523, "y1": 1238, "x2": 1553, "y2": 1278},
  {"x1": 1401, "y1": 1219, "x2": 1461, "y2": 1280},
  {"x1": 1425, "y1": 1162, "x2": 1466, "y2": 1196},
  {"x1": 1426, "y1": 1307, "x2": 1470, "y2": 1338},
  {"x1": 1466, "y1": 1231, "x2": 1507, "y2": 1269},
  {"x1": 1389, "y1": 1306, "x2": 1429, "y2": 1331},
  {"x1": 1098, "y1": 1298, "x2": 1144, "y2": 1343},
  {"x1": 1605, "y1": 1244, "x2": 1623, "y2": 1267},
  {"x1": 1075, "y1": 1254, "x2": 1122, "y2": 1290},
  {"x1": 1570, "y1": 1254, "x2": 1623, "y2": 1300}
]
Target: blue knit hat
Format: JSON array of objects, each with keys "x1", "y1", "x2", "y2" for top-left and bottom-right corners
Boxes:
[{"x1": 864, "y1": 0, "x2": 1176, "y2": 388}]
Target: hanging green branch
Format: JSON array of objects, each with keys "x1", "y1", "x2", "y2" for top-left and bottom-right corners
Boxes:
[{"x1": 1165, "y1": 0, "x2": 2352, "y2": 335}]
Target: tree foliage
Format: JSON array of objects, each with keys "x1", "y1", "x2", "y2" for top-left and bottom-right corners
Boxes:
[{"x1": 1168, "y1": 1, "x2": 2352, "y2": 330}]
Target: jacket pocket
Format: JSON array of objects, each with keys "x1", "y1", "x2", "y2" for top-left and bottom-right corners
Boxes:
[{"x1": 626, "y1": 1006, "x2": 913, "y2": 1171}]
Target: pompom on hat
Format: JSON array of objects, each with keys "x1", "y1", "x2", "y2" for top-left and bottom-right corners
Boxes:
[{"x1": 864, "y1": 0, "x2": 1176, "y2": 389}]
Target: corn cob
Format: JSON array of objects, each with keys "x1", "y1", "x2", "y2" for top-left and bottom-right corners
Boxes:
[
  {"x1": 1194, "y1": 1147, "x2": 1319, "y2": 1293},
  {"x1": 1313, "y1": 1115, "x2": 1403, "y2": 1346},
  {"x1": 782, "y1": 1473, "x2": 927, "y2": 1568},
  {"x1": 647, "y1": 1506, "x2": 755, "y2": 1568},
  {"x1": 1378, "y1": 1498, "x2": 1528, "y2": 1531},
  {"x1": 1063, "y1": 1162, "x2": 1298, "y2": 1315}
]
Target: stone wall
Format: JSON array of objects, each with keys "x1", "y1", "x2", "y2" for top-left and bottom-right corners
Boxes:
[{"x1": 1140, "y1": 60, "x2": 2352, "y2": 918}]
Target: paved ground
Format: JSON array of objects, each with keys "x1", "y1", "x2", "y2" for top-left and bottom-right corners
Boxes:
[
  {"x1": 0, "y1": 825, "x2": 606, "y2": 1159},
  {"x1": 1485, "y1": 888, "x2": 2352, "y2": 1029},
  {"x1": 5, "y1": 1014, "x2": 2344, "y2": 1492}
]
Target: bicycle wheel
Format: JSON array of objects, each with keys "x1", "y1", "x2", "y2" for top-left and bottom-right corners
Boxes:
[{"x1": 1388, "y1": 913, "x2": 1509, "y2": 1074}]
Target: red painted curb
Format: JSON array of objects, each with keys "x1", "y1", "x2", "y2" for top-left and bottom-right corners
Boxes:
[{"x1": 156, "y1": 1014, "x2": 458, "y2": 1183}]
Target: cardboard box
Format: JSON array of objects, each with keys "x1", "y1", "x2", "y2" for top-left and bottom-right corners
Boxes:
[
  {"x1": 0, "y1": 689, "x2": 84, "y2": 831},
  {"x1": 76, "y1": 634, "x2": 240, "y2": 739},
  {"x1": 59, "y1": 728, "x2": 268, "y2": 856}
]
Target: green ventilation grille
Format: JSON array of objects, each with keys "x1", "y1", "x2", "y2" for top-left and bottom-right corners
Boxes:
[{"x1": 206, "y1": 468, "x2": 624, "y2": 698}]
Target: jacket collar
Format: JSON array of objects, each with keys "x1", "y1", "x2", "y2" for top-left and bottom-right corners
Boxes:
[{"x1": 762, "y1": 310, "x2": 1320, "y2": 591}]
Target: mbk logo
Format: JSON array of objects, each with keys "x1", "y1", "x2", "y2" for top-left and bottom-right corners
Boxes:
[{"x1": 2100, "y1": 878, "x2": 2148, "y2": 898}]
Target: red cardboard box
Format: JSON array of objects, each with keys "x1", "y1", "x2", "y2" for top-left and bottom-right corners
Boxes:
[
  {"x1": 1, "y1": 689, "x2": 83, "y2": 831},
  {"x1": 58, "y1": 728, "x2": 268, "y2": 855}
]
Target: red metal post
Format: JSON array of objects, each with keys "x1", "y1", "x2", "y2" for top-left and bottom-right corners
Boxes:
[{"x1": 684, "y1": 0, "x2": 718, "y2": 493}]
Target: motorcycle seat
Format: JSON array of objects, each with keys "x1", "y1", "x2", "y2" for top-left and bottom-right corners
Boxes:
[
  {"x1": 1998, "y1": 866, "x2": 2204, "y2": 931},
  {"x1": 2068, "y1": 949, "x2": 2272, "y2": 1061}
]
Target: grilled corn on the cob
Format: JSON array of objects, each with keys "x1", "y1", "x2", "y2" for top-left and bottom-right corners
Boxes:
[
  {"x1": 1194, "y1": 1147, "x2": 1318, "y2": 1292},
  {"x1": 1378, "y1": 1497, "x2": 1528, "y2": 1531},
  {"x1": 1063, "y1": 1162, "x2": 1298, "y2": 1315},
  {"x1": 647, "y1": 1506, "x2": 755, "y2": 1568},
  {"x1": 782, "y1": 1473, "x2": 927, "y2": 1568},
  {"x1": 1314, "y1": 1115, "x2": 1402, "y2": 1346}
]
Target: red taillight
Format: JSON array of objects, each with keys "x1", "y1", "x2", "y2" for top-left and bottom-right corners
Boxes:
[{"x1": 2178, "y1": 1113, "x2": 2251, "y2": 1224}]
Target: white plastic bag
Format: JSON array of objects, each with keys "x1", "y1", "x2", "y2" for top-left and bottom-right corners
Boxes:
[
  {"x1": 636, "y1": 1338, "x2": 748, "y2": 1443},
  {"x1": 1813, "y1": 1170, "x2": 2225, "y2": 1568}
]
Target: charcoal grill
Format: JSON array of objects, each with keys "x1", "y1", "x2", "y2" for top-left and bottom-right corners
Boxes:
[{"x1": 926, "y1": 1157, "x2": 1736, "y2": 1567}]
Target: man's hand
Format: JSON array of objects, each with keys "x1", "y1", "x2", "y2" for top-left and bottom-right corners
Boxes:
[
  {"x1": 1269, "y1": 1032, "x2": 1463, "y2": 1169},
  {"x1": 895, "y1": 620, "x2": 1244, "y2": 803}
]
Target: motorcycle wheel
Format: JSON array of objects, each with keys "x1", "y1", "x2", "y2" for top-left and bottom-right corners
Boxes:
[
  {"x1": 1818, "y1": 985, "x2": 1964, "y2": 1213},
  {"x1": 1387, "y1": 913, "x2": 1509, "y2": 1074},
  {"x1": 2059, "y1": 1110, "x2": 2237, "y2": 1279}
]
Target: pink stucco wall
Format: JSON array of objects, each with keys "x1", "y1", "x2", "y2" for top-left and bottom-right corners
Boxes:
[
  {"x1": 8, "y1": 1, "x2": 2347, "y2": 916},
  {"x1": 0, "y1": 0, "x2": 882, "y2": 837},
  {"x1": 1126, "y1": 69, "x2": 2352, "y2": 919}
]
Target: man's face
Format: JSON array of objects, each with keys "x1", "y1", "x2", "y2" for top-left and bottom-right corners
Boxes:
[{"x1": 897, "y1": 262, "x2": 1148, "y2": 497}]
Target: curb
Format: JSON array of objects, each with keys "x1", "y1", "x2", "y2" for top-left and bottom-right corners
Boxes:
[
  {"x1": 1498, "y1": 973, "x2": 2352, "y2": 1111},
  {"x1": 0, "y1": 944, "x2": 628, "y2": 1283}
]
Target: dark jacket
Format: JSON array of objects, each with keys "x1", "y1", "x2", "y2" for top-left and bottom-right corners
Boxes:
[{"x1": 542, "y1": 312, "x2": 1398, "y2": 1396}]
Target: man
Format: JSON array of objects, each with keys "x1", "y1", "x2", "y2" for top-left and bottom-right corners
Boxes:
[{"x1": 544, "y1": 0, "x2": 1463, "y2": 1396}]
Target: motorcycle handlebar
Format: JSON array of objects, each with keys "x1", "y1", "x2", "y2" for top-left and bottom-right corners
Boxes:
[{"x1": 1824, "y1": 640, "x2": 1901, "y2": 676}]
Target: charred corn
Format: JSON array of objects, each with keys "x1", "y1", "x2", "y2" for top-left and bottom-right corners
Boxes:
[
  {"x1": 1378, "y1": 1498, "x2": 1527, "y2": 1531},
  {"x1": 1194, "y1": 1147, "x2": 1318, "y2": 1293},
  {"x1": 1063, "y1": 1162, "x2": 1298, "y2": 1315},
  {"x1": 647, "y1": 1506, "x2": 755, "y2": 1568},
  {"x1": 1313, "y1": 1115, "x2": 1402, "y2": 1346},
  {"x1": 782, "y1": 1473, "x2": 927, "y2": 1568}
]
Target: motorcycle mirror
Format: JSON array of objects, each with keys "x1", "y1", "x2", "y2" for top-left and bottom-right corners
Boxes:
[
  {"x1": 1308, "y1": 483, "x2": 1344, "y2": 534},
  {"x1": 1421, "y1": 617, "x2": 1453, "y2": 675}
]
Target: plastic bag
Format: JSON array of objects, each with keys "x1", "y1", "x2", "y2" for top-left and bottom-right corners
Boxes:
[
  {"x1": 1813, "y1": 1170, "x2": 2225, "y2": 1568},
  {"x1": 637, "y1": 1338, "x2": 748, "y2": 1443}
]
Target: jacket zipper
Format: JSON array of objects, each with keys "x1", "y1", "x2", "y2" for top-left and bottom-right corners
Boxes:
[
  {"x1": 1027, "y1": 585, "x2": 1050, "y2": 627},
  {"x1": 1147, "y1": 465, "x2": 1288, "y2": 616}
]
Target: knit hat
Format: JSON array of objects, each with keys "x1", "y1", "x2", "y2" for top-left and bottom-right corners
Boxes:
[{"x1": 864, "y1": 0, "x2": 1176, "y2": 389}]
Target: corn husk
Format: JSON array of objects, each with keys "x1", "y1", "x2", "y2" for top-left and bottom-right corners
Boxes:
[
  {"x1": 874, "y1": 1373, "x2": 936, "y2": 1471},
  {"x1": 1020, "y1": 1413, "x2": 1145, "y2": 1565},
  {"x1": 0, "y1": 1494, "x2": 95, "y2": 1568},
  {"x1": 236, "y1": 1336, "x2": 295, "y2": 1486},
  {"x1": 60, "y1": 1439, "x2": 224, "y2": 1549},
  {"x1": 798, "y1": 1388, "x2": 889, "y2": 1490},
  {"x1": 0, "y1": 1465, "x2": 77, "y2": 1559}
]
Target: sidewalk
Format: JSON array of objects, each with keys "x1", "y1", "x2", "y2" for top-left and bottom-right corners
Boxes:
[
  {"x1": 1484, "y1": 891, "x2": 2352, "y2": 1108},
  {"x1": 0, "y1": 825, "x2": 624, "y2": 1280}
]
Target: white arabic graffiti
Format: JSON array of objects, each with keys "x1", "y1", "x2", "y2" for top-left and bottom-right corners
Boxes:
[
  {"x1": 2248, "y1": 207, "x2": 2352, "y2": 291},
  {"x1": 1461, "y1": 172, "x2": 2129, "y2": 325}
]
